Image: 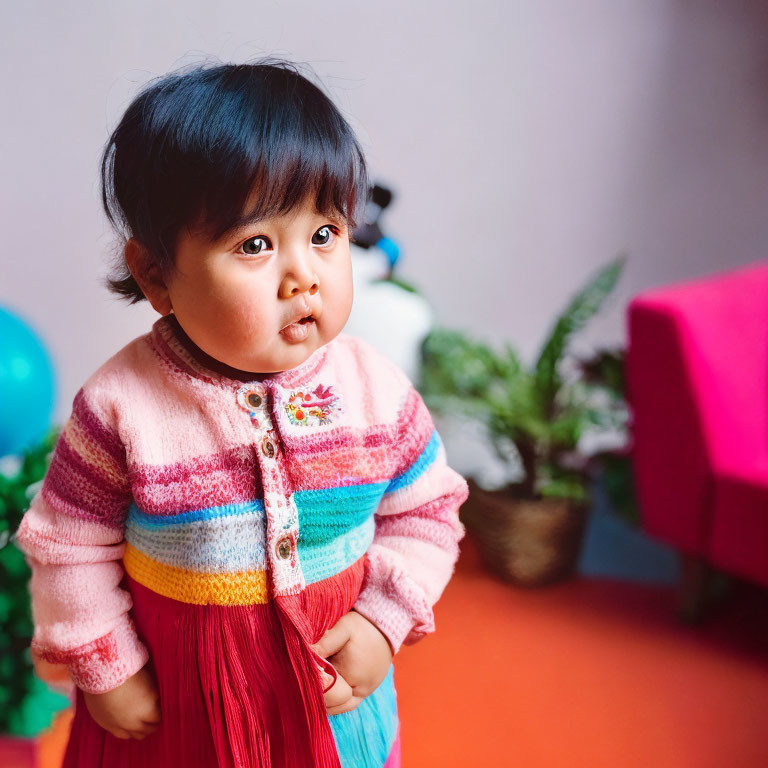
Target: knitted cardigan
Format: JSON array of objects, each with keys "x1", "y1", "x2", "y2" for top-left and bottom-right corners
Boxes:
[{"x1": 13, "y1": 313, "x2": 468, "y2": 701}]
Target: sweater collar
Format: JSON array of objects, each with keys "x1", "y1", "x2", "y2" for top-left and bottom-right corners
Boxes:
[{"x1": 149, "y1": 313, "x2": 330, "y2": 390}]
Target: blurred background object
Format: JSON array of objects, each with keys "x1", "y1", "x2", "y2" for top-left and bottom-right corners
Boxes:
[
  {"x1": 627, "y1": 262, "x2": 768, "y2": 622},
  {"x1": 346, "y1": 182, "x2": 433, "y2": 382},
  {"x1": 0, "y1": 308, "x2": 56, "y2": 459}
]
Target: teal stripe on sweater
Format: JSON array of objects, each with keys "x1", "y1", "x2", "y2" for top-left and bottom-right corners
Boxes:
[
  {"x1": 386, "y1": 429, "x2": 441, "y2": 493},
  {"x1": 328, "y1": 663, "x2": 399, "y2": 768},
  {"x1": 299, "y1": 516, "x2": 375, "y2": 584},
  {"x1": 294, "y1": 481, "x2": 387, "y2": 546},
  {"x1": 127, "y1": 500, "x2": 264, "y2": 527}
]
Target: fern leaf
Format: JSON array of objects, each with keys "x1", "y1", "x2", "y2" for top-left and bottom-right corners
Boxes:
[{"x1": 534, "y1": 255, "x2": 626, "y2": 411}]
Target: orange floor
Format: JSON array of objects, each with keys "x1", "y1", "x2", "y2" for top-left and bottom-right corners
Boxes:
[
  {"x1": 393, "y1": 533, "x2": 768, "y2": 767},
  {"x1": 23, "y1": 531, "x2": 768, "y2": 768}
]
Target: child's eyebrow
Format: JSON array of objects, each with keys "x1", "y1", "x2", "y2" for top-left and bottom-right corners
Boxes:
[
  {"x1": 220, "y1": 209, "x2": 346, "y2": 240},
  {"x1": 220, "y1": 211, "x2": 266, "y2": 240}
]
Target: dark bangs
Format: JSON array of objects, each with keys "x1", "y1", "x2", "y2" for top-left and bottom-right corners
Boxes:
[{"x1": 101, "y1": 57, "x2": 369, "y2": 303}]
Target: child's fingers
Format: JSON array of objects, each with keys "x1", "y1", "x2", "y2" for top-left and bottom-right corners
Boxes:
[
  {"x1": 127, "y1": 720, "x2": 160, "y2": 740},
  {"x1": 141, "y1": 705, "x2": 162, "y2": 725},
  {"x1": 312, "y1": 622, "x2": 351, "y2": 659},
  {"x1": 320, "y1": 667, "x2": 353, "y2": 710},
  {"x1": 326, "y1": 696, "x2": 363, "y2": 716}
]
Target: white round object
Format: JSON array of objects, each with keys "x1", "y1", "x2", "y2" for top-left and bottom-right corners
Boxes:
[{"x1": 344, "y1": 248, "x2": 434, "y2": 382}]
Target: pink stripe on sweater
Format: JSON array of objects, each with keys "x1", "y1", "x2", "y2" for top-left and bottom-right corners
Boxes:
[
  {"x1": 131, "y1": 445, "x2": 263, "y2": 514},
  {"x1": 373, "y1": 503, "x2": 466, "y2": 555},
  {"x1": 71, "y1": 387, "x2": 126, "y2": 467},
  {"x1": 379, "y1": 447, "x2": 455, "y2": 513},
  {"x1": 41, "y1": 387, "x2": 131, "y2": 527},
  {"x1": 43, "y1": 441, "x2": 128, "y2": 527},
  {"x1": 388, "y1": 387, "x2": 435, "y2": 476}
]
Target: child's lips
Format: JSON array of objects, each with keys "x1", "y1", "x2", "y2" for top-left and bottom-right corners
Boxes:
[{"x1": 280, "y1": 316, "x2": 315, "y2": 343}]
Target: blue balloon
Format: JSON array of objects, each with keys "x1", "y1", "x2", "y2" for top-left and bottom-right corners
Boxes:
[{"x1": 0, "y1": 306, "x2": 56, "y2": 458}]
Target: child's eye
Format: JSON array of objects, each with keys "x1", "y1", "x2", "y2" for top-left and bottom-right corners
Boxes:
[
  {"x1": 312, "y1": 225, "x2": 339, "y2": 247},
  {"x1": 240, "y1": 236, "x2": 272, "y2": 256}
]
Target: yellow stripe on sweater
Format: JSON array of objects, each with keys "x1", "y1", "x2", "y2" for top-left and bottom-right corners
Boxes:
[{"x1": 123, "y1": 542, "x2": 270, "y2": 605}]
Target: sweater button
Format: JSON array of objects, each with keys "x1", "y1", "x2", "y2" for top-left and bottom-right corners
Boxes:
[
  {"x1": 237, "y1": 382, "x2": 267, "y2": 412},
  {"x1": 276, "y1": 536, "x2": 292, "y2": 559},
  {"x1": 261, "y1": 436, "x2": 276, "y2": 459}
]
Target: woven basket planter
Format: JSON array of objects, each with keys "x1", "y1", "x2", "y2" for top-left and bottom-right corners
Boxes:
[{"x1": 461, "y1": 478, "x2": 590, "y2": 586}]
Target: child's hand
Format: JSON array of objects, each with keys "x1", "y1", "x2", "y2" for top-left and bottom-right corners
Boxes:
[
  {"x1": 311, "y1": 609, "x2": 394, "y2": 715},
  {"x1": 82, "y1": 662, "x2": 161, "y2": 740}
]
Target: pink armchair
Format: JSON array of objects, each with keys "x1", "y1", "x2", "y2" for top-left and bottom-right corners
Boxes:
[{"x1": 627, "y1": 262, "x2": 768, "y2": 619}]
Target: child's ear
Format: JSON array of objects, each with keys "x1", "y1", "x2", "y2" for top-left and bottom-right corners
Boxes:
[{"x1": 125, "y1": 238, "x2": 173, "y2": 315}]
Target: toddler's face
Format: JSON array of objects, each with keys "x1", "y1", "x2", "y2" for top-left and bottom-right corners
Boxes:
[{"x1": 164, "y1": 195, "x2": 353, "y2": 374}]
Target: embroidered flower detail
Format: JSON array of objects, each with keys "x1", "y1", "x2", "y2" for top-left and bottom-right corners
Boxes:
[{"x1": 284, "y1": 384, "x2": 340, "y2": 426}]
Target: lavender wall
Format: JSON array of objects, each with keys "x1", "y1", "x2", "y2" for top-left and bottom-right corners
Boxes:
[{"x1": 2, "y1": 1, "x2": 767, "y2": 448}]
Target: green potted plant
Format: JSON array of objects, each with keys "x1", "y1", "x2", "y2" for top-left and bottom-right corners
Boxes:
[{"x1": 418, "y1": 257, "x2": 626, "y2": 586}]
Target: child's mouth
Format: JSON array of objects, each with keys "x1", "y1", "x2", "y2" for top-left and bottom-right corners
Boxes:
[{"x1": 280, "y1": 316, "x2": 315, "y2": 343}]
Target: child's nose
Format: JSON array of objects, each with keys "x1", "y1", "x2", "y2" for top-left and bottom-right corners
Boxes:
[{"x1": 278, "y1": 251, "x2": 319, "y2": 298}]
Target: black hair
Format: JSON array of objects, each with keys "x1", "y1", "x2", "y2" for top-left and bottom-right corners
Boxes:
[{"x1": 100, "y1": 56, "x2": 369, "y2": 303}]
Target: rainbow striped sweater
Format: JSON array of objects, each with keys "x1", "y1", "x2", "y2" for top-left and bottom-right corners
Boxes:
[{"x1": 13, "y1": 313, "x2": 468, "y2": 766}]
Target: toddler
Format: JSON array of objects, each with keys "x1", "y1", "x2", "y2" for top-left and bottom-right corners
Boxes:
[{"x1": 13, "y1": 57, "x2": 468, "y2": 768}]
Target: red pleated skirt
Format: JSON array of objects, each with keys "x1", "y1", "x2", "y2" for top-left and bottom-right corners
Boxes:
[{"x1": 61, "y1": 556, "x2": 401, "y2": 768}]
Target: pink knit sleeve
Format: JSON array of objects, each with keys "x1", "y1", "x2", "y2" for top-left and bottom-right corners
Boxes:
[
  {"x1": 352, "y1": 382, "x2": 469, "y2": 655},
  {"x1": 12, "y1": 384, "x2": 149, "y2": 695}
]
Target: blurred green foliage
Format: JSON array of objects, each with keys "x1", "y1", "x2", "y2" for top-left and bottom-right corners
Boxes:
[
  {"x1": 1, "y1": 426, "x2": 71, "y2": 736},
  {"x1": 418, "y1": 256, "x2": 628, "y2": 504}
]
